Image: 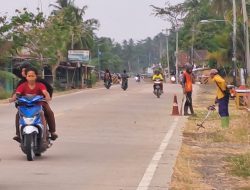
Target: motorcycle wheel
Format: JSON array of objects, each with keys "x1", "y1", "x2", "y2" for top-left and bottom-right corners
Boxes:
[
  {"x1": 157, "y1": 89, "x2": 161, "y2": 98},
  {"x1": 123, "y1": 84, "x2": 127, "y2": 91},
  {"x1": 25, "y1": 134, "x2": 35, "y2": 161},
  {"x1": 105, "y1": 83, "x2": 111, "y2": 89}
]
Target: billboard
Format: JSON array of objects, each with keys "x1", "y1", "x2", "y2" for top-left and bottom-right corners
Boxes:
[{"x1": 68, "y1": 50, "x2": 90, "y2": 62}]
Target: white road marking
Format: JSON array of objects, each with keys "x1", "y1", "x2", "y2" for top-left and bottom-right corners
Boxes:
[{"x1": 136, "y1": 117, "x2": 179, "y2": 190}]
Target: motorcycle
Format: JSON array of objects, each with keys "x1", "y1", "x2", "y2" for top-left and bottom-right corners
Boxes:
[
  {"x1": 135, "y1": 76, "x2": 140, "y2": 83},
  {"x1": 16, "y1": 95, "x2": 52, "y2": 161},
  {"x1": 104, "y1": 79, "x2": 112, "y2": 89},
  {"x1": 153, "y1": 79, "x2": 163, "y2": 98},
  {"x1": 121, "y1": 78, "x2": 128, "y2": 91}
]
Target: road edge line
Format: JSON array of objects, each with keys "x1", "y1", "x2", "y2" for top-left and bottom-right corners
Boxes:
[{"x1": 136, "y1": 117, "x2": 179, "y2": 190}]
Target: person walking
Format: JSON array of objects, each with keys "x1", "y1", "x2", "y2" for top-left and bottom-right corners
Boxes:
[
  {"x1": 182, "y1": 63, "x2": 195, "y2": 116},
  {"x1": 210, "y1": 69, "x2": 229, "y2": 128}
]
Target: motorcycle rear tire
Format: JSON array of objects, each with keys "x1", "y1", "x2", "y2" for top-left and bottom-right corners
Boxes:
[{"x1": 157, "y1": 89, "x2": 161, "y2": 98}]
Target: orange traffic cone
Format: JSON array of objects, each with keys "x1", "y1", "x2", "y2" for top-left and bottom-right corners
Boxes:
[{"x1": 172, "y1": 94, "x2": 180, "y2": 115}]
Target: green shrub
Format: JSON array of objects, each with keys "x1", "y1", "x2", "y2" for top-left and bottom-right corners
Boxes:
[
  {"x1": 90, "y1": 73, "x2": 97, "y2": 85},
  {"x1": 0, "y1": 87, "x2": 11, "y2": 99}
]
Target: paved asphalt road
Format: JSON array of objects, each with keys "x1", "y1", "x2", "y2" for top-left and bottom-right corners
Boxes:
[{"x1": 0, "y1": 79, "x2": 185, "y2": 190}]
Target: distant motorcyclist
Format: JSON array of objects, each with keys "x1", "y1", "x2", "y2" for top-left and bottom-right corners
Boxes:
[
  {"x1": 152, "y1": 70, "x2": 164, "y2": 92},
  {"x1": 121, "y1": 70, "x2": 128, "y2": 79},
  {"x1": 135, "y1": 73, "x2": 141, "y2": 82},
  {"x1": 120, "y1": 70, "x2": 129, "y2": 90},
  {"x1": 104, "y1": 69, "x2": 112, "y2": 83}
]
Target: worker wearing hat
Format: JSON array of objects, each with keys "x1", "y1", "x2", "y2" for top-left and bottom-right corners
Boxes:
[{"x1": 210, "y1": 69, "x2": 229, "y2": 128}]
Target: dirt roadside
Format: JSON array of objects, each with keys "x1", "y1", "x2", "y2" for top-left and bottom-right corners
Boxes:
[{"x1": 170, "y1": 84, "x2": 250, "y2": 190}]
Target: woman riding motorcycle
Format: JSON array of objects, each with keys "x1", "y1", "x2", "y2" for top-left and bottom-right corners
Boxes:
[{"x1": 9, "y1": 67, "x2": 58, "y2": 142}]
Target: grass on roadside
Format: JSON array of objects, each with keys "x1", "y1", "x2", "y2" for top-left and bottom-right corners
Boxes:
[
  {"x1": 170, "y1": 144, "x2": 210, "y2": 190},
  {"x1": 170, "y1": 85, "x2": 250, "y2": 189},
  {"x1": 226, "y1": 152, "x2": 250, "y2": 178}
]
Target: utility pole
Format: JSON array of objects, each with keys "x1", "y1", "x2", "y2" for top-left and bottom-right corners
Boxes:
[
  {"x1": 191, "y1": 25, "x2": 195, "y2": 66},
  {"x1": 148, "y1": 53, "x2": 151, "y2": 67},
  {"x1": 175, "y1": 28, "x2": 179, "y2": 84},
  {"x1": 71, "y1": 33, "x2": 74, "y2": 50},
  {"x1": 232, "y1": 0, "x2": 237, "y2": 86},
  {"x1": 137, "y1": 56, "x2": 140, "y2": 72},
  {"x1": 97, "y1": 46, "x2": 101, "y2": 80},
  {"x1": 242, "y1": 0, "x2": 250, "y2": 76},
  {"x1": 165, "y1": 29, "x2": 171, "y2": 81}
]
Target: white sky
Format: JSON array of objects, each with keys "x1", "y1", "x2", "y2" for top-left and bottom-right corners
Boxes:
[{"x1": 0, "y1": 0, "x2": 184, "y2": 43}]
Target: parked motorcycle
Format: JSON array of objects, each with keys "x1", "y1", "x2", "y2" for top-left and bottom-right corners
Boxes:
[
  {"x1": 16, "y1": 95, "x2": 52, "y2": 161},
  {"x1": 121, "y1": 78, "x2": 128, "y2": 90},
  {"x1": 153, "y1": 79, "x2": 162, "y2": 98}
]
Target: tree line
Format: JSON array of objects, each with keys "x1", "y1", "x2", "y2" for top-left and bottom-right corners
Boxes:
[
  {"x1": 0, "y1": 0, "x2": 249, "y2": 81},
  {"x1": 152, "y1": 0, "x2": 250, "y2": 76}
]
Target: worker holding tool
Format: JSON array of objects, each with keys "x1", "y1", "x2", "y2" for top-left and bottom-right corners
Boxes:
[
  {"x1": 210, "y1": 69, "x2": 229, "y2": 128},
  {"x1": 182, "y1": 63, "x2": 195, "y2": 116}
]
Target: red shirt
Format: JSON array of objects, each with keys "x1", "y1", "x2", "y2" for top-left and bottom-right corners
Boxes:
[{"x1": 16, "y1": 82, "x2": 47, "y2": 96}]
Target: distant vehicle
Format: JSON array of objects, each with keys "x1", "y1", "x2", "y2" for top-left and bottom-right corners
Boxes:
[{"x1": 121, "y1": 78, "x2": 128, "y2": 90}]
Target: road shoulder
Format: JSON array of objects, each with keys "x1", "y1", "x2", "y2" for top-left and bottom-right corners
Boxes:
[{"x1": 170, "y1": 84, "x2": 250, "y2": 189}]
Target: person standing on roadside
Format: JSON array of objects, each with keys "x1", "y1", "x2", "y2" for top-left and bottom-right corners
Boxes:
[
  {"x1": 182, "y1": 63, "x2": 195, "y2": 116},
  {"x1": 210, "y1": 69, "x2": 229, "y2": 128}
]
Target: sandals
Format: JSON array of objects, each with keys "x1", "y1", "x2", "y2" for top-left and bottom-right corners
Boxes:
[
  {"x1": 50, "y1": 133, "x2": 58, "y2": 141},
  {"x1": 13, "y1": 136, "x2": 21, "y2": 143}
]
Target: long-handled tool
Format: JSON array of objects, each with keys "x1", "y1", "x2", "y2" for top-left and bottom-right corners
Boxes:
[
  {"x1": 197, "y1": 105, "x2": 216, "y2": 130},
  {"x1": 180, "y1": 95, "x2": 185, "y2": 115}
]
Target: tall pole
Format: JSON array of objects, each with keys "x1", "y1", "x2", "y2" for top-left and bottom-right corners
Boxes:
[
  {"x1": 175, "y1": 29, "x2": 179, "y2": 84},
  {"x1": 232, "y1": 0, "x2": 237, "y2": 86},
  {"x1": 191, "y1": 25, "x2": 195, "y2": 66},
  {"x1": 71, "y1": 33, "x2": 74, "y2": 50},
  {"x1": 166, "y1": 30, "x2": 170, "y2": 81},
  {"x1": 242, "y1": 0, "x2": 250, "y2": 76},
  {"x1": 97, "y1": 46, "x2": 101, "y2": 80},
  {"x1": 148, "y1": 53, "x2": 151, "y2": 67}
]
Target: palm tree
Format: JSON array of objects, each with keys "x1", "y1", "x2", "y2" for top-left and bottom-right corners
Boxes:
[
  {"x1": 49, "y1": 0, "x2": 74, "y2": 11},
  {"x1": 210, "y1": 0, "x2": 232, "y2": 17},
  {"x1": 50, "y1": 0, "x2": 98, "y2": 50}
]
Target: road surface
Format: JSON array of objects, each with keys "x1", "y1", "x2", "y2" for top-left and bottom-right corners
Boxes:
[{"x1": 0, "y1": 80, "x2": 185, "y2": 190}]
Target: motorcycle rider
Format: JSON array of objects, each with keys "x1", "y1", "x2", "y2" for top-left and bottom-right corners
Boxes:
[
  {"x1": 121, "y1": 70, "x2": 129, "y2": 86},
  {"x1": 182, "y1": 63, "x2": 195, "y2": 116},
  {"x1": 135, "y1": 73, "x2": 141, "y2": 82},
  {"x1": 152, "y1": 70, "x2": 164, "y2": 92},
  {"x1": 104, "y1": 69, "x2": 112, "y2": 85},
  {"x1": 9, "y1": 67, "x2": 58, "y2": 142}
]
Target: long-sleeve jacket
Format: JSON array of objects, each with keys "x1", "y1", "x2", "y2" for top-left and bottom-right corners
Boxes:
[{"x1": 213, "y1": 74, "x2": 227, "y2": 99}]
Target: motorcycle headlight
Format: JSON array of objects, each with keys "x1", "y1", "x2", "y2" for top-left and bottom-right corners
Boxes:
[{"x1": 23, "y1": 116, "x2": 36, "y2": 125}]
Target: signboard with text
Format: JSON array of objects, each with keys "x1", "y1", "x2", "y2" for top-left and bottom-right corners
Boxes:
[{"x1": 68, "y1": 50, "x2": 90, "y2": 62}]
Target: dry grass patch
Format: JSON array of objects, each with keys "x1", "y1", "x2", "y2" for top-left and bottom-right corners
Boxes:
[{"x1": 170, "y1": 85, "x2": 250, "y2": 190}]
